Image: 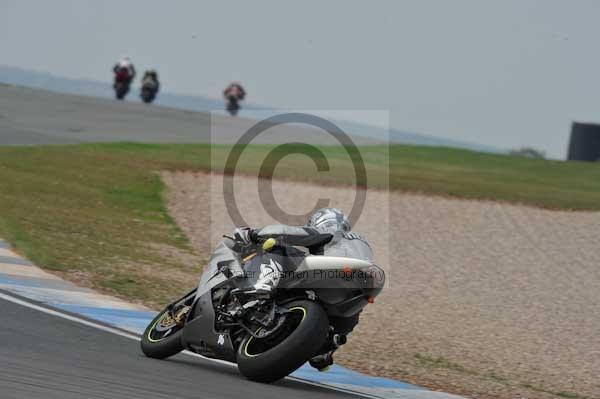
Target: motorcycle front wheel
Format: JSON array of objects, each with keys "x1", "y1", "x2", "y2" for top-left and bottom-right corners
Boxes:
[
  {"x1": 236, "y1": 299, "x2": 329, "y2": 383},
  {"x1": 141, "y1": 306, "x2": 185, "y2": 359}
]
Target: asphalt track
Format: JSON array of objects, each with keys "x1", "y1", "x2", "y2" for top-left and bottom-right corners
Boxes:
[
  {"x1": 0, "y1": 290, "x2": 362, "y2": 399},
  {"x1": 0, "y1": 84, "x2": 376, "y2": 146}
]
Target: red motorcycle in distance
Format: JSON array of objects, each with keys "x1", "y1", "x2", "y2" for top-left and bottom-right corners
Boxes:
[
  {"x1": 113, "y1": 68, "x2": 133, "y2": 100},
  {"x1": 224, "y1": 83, "x2": 246, "y2": 116}
]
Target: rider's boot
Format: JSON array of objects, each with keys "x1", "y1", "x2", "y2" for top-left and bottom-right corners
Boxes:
[
  {"x1": 250, "y1": 258, "x2": 282, "y2": 295},
  {"x1": 309, "y1": 351, "x2": 334, "y2": 372}
]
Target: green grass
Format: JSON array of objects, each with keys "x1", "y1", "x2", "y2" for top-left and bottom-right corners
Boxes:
[
  {"x1": 0, "y1": 143, "x2": 205, "y2": 305},
  {"x1": 0, "y1": 141, "x2": 599, "y2": 305},
  {"x1": 194, "y1": 143, "x2": 600, "y2": 210},
  {"x1": 211, "y1": 143, "x2": 600, "y2": 210},
  {"x1": 34, "y1": 141, "x2": 600, "y2": 210},
  {"x1": 387, "y1": 146, "x2": 600, "y2": 210}
]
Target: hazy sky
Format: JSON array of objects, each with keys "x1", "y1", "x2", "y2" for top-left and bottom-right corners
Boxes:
[{"x1": 2, "y1": 0, "x2": 600, "y2": 158}]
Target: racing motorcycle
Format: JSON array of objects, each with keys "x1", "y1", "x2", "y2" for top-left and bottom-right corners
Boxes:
[
  {"x1": 114, "y1": 69, "x2": 132, "y2": 100},
  {"x1": 141, "y1": 237, "x2": 384, "y2": 383},
  {"x1": 224, "y1": 84, "x2": 245, "y2": 116}
]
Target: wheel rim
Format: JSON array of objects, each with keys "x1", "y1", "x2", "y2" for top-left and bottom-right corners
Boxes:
[
  {"x1": 147, "y1": 309, "x2": 185, "y2": 343},
  {"x1": 243, "y1": 306, "x2": 307, "y2": 358}
]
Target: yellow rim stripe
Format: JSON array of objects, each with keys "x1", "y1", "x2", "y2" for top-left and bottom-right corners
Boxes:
[
  {"x1": 147, "y1": 312, "x2": 170, "y2": 343},
  {"x1": 243, "y1": 306, "x2": 307, "y2": 358}
]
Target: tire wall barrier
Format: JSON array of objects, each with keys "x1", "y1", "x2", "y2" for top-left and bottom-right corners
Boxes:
[{"x1": 568, "y1": 122, "x2": 600, "y2": 162}]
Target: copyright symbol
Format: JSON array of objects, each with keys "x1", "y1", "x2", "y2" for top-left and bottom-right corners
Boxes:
[{"x1": 222, "y1": 113, "x2": 367, "y2": 227}]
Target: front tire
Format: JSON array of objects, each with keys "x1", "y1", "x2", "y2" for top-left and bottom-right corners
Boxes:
[
  {"x1": 237, "y1": 299, "x2": 329, "y2": 383},
  {"x1": 141, "y1": 307, "x2": 185, "y2": 359}
]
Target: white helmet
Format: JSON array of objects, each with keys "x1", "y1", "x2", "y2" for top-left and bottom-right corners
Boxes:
[
  {"x1": 118, "y1": 56, "x2": 131, "y2": 67},
  {"x1": 307, "y1": 208, "x2": 350, "y2": 234}
]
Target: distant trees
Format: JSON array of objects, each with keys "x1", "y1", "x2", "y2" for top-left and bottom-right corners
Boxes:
[{"x1": 509, "y1": 147, "x2": 546, "y2": 159}]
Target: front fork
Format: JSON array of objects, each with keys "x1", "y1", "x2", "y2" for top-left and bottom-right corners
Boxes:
[{"x1": 165, "y1": 288, "x2": 197, "y2": 326}]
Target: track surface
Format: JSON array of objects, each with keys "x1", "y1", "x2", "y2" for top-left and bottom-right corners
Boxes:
[
  {"x1": 0, "y1": 292, "x2": 358, "y2": 399},
  {"x1": 0, "y1": 85, "x2": 376, "y2": 146}
]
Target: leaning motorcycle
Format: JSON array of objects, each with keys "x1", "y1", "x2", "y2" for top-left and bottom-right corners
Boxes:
[{"x1": 141, "y1": 237, "x2": 384, "y2": 383}]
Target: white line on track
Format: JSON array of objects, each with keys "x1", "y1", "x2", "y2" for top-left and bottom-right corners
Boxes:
[{"x1": 0, "y1": 291, "x2": 383, "y2": 399}]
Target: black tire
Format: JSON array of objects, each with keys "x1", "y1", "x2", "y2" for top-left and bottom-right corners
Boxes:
[
  {"x1": 141, "y1": 89, "x2": 156, "y2": 103},
  {"x1": 237, "y1": 299, "x2": 329, "y2": 383},
  {"x1": 226, "y1": 99, "x2": 240, "y2": 116},
  {"x1": 115, "y1": 84, "x2": 129, "y2": 100},
  {"x1": 140, "y1": 307, "x2": 184, "y2": 359}
]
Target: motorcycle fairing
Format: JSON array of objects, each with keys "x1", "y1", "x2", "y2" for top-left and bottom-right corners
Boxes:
[{"x1": 181, "y1": 289, "x2": 236, "y2": 362}]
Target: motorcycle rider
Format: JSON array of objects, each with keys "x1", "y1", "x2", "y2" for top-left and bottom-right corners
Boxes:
[
  {"x1": 141, "y1": 69, "x2": 160, "y2": 92},
  {"x1": 225, "y1": 207, "x2": 372, "y2": 291},
  {"x1": 113, "y1": 56, "x2": 136, "y2": 87},
  {"x1": 223, "y1": 82, "x2": 246, "y2": 101},
  {"x1": 223, "y1": 82, "x2": 246, "y2": 115},
  {"x1": 219, "y1": 207, "x2": 372, "y2": 371}
]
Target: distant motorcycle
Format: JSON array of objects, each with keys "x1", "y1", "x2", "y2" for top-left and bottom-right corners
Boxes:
[
  {"x1": 140, "y1": 70, "x2": 160, "y2": 104},
  {"x1": 140, "y1": 237, "x2": 384, "y2": 383},
  {"x1": 114, "y1": 69, "x2": 132, "y2": 100},
  {"x1": 223, "y1": 83, "x2": 246, "y2": 116}
]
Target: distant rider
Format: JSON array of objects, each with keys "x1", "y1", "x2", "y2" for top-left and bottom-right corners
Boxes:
[
  {"x1": 141, "y1": 69, "x2": 160, "y2": 91},
  {"x1": 223, "y1": 82, "x2": 246, "y2": 102},
  {"x1": 113, "y1": 56, "x2": 136, "y2": 87}
]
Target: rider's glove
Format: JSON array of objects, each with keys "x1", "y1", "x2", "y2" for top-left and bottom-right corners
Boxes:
[{"x1": 232, "y1": 227, "x2": 253, "y2": 246}]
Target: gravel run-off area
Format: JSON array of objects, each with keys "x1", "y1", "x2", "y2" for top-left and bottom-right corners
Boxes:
[{"x1": 161, "y1": 171, "x2": 600, "y2": 399}]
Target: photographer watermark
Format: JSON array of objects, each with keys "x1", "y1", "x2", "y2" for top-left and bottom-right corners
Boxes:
[{"x1": 221, "y1": 112, "x2": 367, "y2": 227}]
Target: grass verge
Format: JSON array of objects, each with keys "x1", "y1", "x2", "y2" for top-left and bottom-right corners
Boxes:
[{"x1": 1, "y1": 142, "x2": 600, "y2": 304}]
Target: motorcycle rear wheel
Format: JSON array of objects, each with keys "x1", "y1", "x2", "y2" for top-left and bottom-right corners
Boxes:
[
  {"x1": 115, "y1": 83, "x2": 129, "y2": 100},
  {"x1": 236, "y1": 299, "x2": 329, "y2": 383}
]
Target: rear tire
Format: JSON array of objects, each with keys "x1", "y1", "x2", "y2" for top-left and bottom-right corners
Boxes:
[
  {"x1": 115, "y1": 83, "x2": 129, "y2": 100},
  {"x1": 237, "y1": 299, "x2": 329, "y2": 383},
  {"x1": 141, "y1": 307, "x2": 184, "y2": 359}
]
